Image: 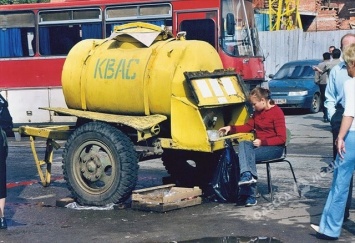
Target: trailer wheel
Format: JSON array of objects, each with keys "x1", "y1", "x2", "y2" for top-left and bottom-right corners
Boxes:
[
  {"x1": 162, "y1": 149, "x2": 219, "y2": 189},
  {"x1": 62, "y1": 122, "x2": 138, "y2": 206}
]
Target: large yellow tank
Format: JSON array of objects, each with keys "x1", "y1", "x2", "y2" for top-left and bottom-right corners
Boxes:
[
  {"x1": 61, "y1": 22, "x2": 250, "y2": 152},
  {"x1": 62, "y1": 23, "x2": 223, "y2": 116}
]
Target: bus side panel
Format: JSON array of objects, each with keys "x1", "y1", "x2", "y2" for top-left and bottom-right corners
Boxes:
[
  {"x1": 0, "y1": 57, "x2": 76, "y2": 125},
  {"x1": 3, "y1": 88, "x2": 75, "y2": 126},
  {"x1": 6, "y1": 89, "x2": 51, "y2": 125},
  {"x1": 219, "y1": 51, "x2": 265, "y2": 80},
  {"x1": 48, "y1": 88, "x2": 77, "y2": 124},
  {"x1": 0, "y1": 58, "x2": 64, "y2": 88}
]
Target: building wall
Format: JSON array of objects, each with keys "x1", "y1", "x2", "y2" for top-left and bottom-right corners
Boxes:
[
  {"x1": 258, "y1": 29, "x2": 355, "y2": 80},
  {"x1": 254, "y1": 0, "x2": 355, "y2": 31}
]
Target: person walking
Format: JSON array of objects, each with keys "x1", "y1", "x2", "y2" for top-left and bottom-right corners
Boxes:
[
  {"x1": 314, "y1": 52, "x2": 331, "y2": 122},
  {"x1": 0, "y1": 131, "x2": 7, "y2": 229},
  {"x1": 311, "y1": 42, "x2": 355, "y2": 241},
  {"x1": 324, "y1": 33, "x2": 355, "y2": 221},
  {"x1": 329, "y1": 45, "x2": 335, "y2": 58},
  {"x1": 218, "y1": 87, "x2": 286, "y2": 207},
  {"x1": 0, "y1": 93, "x2": 13, "y2": 229},
  {"x1": 314, "y1": 49, "x2": 341, "y2": 122}
]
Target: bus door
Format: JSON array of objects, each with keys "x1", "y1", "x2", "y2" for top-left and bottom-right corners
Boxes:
[{"x1": 176, "y1": 11, "x2": 218, "y2": 49}]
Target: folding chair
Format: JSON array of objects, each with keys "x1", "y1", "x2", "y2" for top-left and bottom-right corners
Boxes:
[{"x1": 256, "y1": 128, "x2": 301, "y2": 202}]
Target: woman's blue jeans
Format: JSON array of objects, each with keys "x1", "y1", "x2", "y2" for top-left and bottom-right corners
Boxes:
[
  {"x1": 319, "y1": 130, "x2": 355, "y2": 238},
  {"x1": 238, "y1": 140, "x2": 284, "y2": 196}
]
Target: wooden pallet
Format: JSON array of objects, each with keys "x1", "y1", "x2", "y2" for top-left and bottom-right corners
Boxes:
[{"x1": 131, "y1": 184, "x2": 202, "y2": 212}]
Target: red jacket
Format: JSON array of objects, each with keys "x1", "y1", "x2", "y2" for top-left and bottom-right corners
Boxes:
[{"x1": 230, "y1": 105, "x2": 286, "y2": 146}]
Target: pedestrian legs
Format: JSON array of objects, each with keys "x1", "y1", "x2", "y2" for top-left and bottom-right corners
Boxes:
[{"x1": 319, "y1": 131, "x2": 355, "y2": 237}]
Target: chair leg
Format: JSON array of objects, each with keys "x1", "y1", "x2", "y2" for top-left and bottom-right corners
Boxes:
[
  {"x1": 266, "y1": 163, "x2": 274, "y2": 202},
  {"x1": 284, "y1": 160, "x2": 301, "y2": 198}
]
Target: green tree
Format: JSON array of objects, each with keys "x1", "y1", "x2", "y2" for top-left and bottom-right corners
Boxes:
[
  {"x1": 0, "y1": 0, "x2": 13, "y2": 4},
  {"x1": 0, "y1": 0, "x2": 50, "y2": 4}
]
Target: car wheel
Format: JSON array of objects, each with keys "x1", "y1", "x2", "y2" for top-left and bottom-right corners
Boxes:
[{"x1": 310, "y1": 93, "x2": 320, "y2": 113}]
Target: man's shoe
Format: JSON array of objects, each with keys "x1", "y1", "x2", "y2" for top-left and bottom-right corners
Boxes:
[
  {"x1": 0, "y1": 217, "x2": 7, "y2": 229},
  {"x1": 245, "y1": 196, "x2": 257, "y2": 207},
  {"x1": 238, "y1": 172, "x2": 257, "y2": 186},
  {"x1": 344, "y1": 209, "x2": 350, "y2": 222},
  {"x1": 310, "y1": 224, "x2": 319, "y2": 233},
  {"x1": 316, "y1": 233, "x2": 338, "y2": 241},
  {"x1": 310, "y1": 224, "x2": 338, "y2": 240}
]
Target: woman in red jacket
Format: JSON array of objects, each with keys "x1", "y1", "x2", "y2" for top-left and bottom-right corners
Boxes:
[{"x1": 219, "y1": 87, "x2": 286, "y2": 206}]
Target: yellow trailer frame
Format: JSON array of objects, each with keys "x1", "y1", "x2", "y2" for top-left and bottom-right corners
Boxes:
[
  {"x1": 17, "y1": 125, "x2": 74, "y2": 187},
  {"x1": 16, "y1": 124, "x2": 253, "y2": 188},
  {"x1": 16, "y1": 109, "x2": 168, "y2": 187}
]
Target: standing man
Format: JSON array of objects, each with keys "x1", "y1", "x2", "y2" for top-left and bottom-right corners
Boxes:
[
  {"x1": 324, "y1": 33, "x2": 355, "y2": 221},
  {"x1": 314, "y1": 52, "x2": 331, "y2": 122},
  {"x1": 314, "y1": 49, "x2": 341, "y2": 122},
  {"x1": 311, "y1": 42, "x2": 355, "y2": 241}
]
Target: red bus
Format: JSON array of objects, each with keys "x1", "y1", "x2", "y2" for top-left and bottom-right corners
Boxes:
[{"x1": 0, "y1": 0, "x2": 264, "y2": 126}]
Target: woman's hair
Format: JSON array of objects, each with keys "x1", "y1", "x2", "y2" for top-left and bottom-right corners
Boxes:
[
  {"x1": 343, "y1": 43, "x2": 355, "y2": 66},
  {"x1": 249, "y1": 87, "x2": 275, "y2": 105}
]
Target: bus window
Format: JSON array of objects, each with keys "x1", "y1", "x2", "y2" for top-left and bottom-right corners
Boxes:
[
  {"x1": 38, "y1": 8, "x2": 102, "y2": 56},
  {"x1": 221, "y1": 0, "x2": 262, "y2": 57},
  {"x1": 105, "y1": 3, "x2": 172, "y2": 37},
  {"x1": 180, "y1": 19, "x2": 216, "y2": 47},
  {"x1": 39, "y1": 25, "x2": 80, "y2": 55},
  {"x1": 106, "y1": 19, "x2": 169, "y2": 37},
  {"x1": 0, "y1": 11, "x2": 35, "y2": 58}
]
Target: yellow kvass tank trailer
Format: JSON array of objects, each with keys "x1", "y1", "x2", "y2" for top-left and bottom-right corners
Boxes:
[{"x1": 43, "y1": 22, "x2": 252, "y2": 206}]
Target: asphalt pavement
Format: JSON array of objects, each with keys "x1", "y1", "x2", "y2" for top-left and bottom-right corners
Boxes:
[{"x1": 1, "y1": 111, "x2": 354, "y2": 243}]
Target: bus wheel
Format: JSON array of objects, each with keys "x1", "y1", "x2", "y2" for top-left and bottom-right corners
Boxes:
[
  {"x1": 62, "y1": 121, "x2": 138, "y2": 206},
  {"x1": 162, "y1": 149, "x2": 219, "y2": 189}
]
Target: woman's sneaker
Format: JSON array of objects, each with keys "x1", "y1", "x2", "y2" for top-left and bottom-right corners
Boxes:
[
  {"x1": 245, "y1": 196, "x2": 257, "y2": 207},
  {"x1": 0, "y1": 217, "x2": 7, "y2": 229},
  {"x1": 235, "y1": 195, "x2": 247, "y2": 206},
  {"x1": 238, "y1": 172, "x2": 257, "y2": 186}
]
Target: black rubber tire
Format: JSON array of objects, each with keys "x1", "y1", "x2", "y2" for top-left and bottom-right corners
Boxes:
[
  {"x1": 162, "y1": 149, "x2": 220, "y2": 189},
  {"x1": 62, "y1": 122, "x2": 138, "y2": 206},
  {"x1": 310, "y1": 93, "x2": 320, "y2": 113}
]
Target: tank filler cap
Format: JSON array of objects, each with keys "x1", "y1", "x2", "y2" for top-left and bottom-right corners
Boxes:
[
  {"x1": 110, "y1": 22, "x2": 173, "y2": 47},
  {"x1": 176, "y1": 31, "x2": 186, "y2": 40}
]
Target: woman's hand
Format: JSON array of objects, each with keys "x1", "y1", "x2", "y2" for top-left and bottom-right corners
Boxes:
[
  {"x1": 218, "y1": 126, "x2": 231, "y2": 136},
  {"x1": 336, "y1": 137, "x2": 346, "y2": 159},
  {"x1": 253, "y1": 139, "x2": 261, "y2": 147}
]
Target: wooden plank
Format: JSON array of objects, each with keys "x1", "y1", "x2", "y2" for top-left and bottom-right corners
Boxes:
[
  {"x1": 132, "y1": 197, "x2": 202, "y2": 213},
  {"x1": 131, "y1": 185, "x2": 202, "y2": 212},
  {"x1": 40, "y1": 107, "x2": 167, "y2": 131}
]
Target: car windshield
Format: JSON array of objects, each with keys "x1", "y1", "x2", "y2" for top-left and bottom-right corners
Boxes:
[{"x1": 273, "y1": 64, "x2": 315, "y2": 79}]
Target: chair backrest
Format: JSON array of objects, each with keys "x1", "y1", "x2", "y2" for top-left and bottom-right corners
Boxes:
[
  {"x1": 285, "y1": 128, "x2": 291, "y2": 146},
  {"x1": 284, "y1": 128, "x2": 291, "y2": 157}
]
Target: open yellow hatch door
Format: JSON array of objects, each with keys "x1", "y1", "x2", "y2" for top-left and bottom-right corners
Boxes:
[{"x1": 184, "y1": 70, "x2": 249, "y2": 107}]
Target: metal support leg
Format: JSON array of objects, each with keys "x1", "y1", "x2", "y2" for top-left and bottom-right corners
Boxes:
[
  {"x1": 284, "y1": 160, "x2": 301, "y2": 198},
  {"x1": 266, "y1": 163, "x2": 274, "y2": 202},
  {"x1": 29, "y1": 136, "x2": 60, "y2": 187}
]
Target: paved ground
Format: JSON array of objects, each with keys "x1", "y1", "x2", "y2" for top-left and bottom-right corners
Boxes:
[{"x1": 1, "y1": 111, "x2": 354, "y2": 242}]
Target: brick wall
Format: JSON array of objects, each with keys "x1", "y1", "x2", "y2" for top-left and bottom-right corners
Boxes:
[
  {"x1": 299, "y1": 0, "x2": 317, "y2": 13},
  {"x1": 254, "y1": 0, "x2": 355, "y2": 31}
]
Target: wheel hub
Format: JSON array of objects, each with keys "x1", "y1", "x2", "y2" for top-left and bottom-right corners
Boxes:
[{"x1": 80, "y1": 154, "x2": 105, "y2": 182}]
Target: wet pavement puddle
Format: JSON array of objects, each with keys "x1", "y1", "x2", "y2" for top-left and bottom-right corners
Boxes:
[{"x1": 176, "y1": 236, "x2": 282, "y2": 242}]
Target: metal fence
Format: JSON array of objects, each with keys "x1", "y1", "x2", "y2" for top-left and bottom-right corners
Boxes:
[{"x1": 258, "y1": 29, "x2": 355, "y2": 80}]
